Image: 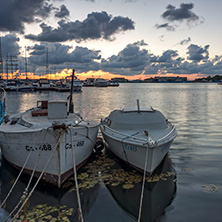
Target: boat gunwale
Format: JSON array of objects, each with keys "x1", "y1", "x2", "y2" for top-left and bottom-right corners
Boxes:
[
  {"x1": 0, "y1": 107, "x2": 100, "y2": 132},
  {"x1": 100, "y1": 122, "x2": 177, "y2": 148}
]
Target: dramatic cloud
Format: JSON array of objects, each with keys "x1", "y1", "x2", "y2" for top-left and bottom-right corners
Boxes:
[
  {"x1": 99, "y1": 41, "x2": 217, "y2": 76},
  {"x1": 180, "y1": 37, "x2": 191, "y2": 45},
  {"x1": 55, "y1": 4, "x2": 70, "y2": 18},
  {"x1": 161, "y1": 3, "x2": 199, "y2": 22},
  {"x1": 2, "y1": 35, "x2": 220, "y2": 77},
  {"x1": 27, "y1": 43, "x2": 101, "y2": 74},
  {"x1": 25, "y1": 11, "x2": 135, "y2": 42},
  {"x1": 156, "y1": 3, "x2": 204, "y2": 31},
  {"x1": 1, "y1": 34, "x2": 21, "y2": 58},
  {"x1": 187, "y1": 44, "x2": 209, "y2": 62},
  {"x1": 101, "y1": 41, "x2": 154, "y2": 75},
  {"x1": 0, "y1": 0, "x2": 52, "y2": 33},
  {"x1": 158, "y1": 50, "x2": 179, "y2": 63}
]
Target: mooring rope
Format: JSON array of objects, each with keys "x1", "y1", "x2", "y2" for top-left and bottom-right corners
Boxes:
[
  {"x1": 137, "y1": 145, "x2": 149, "y2": 222},
  {"x1": 0, "y1": 130, "x2": 42, "y2": 209},
  {"x1": 3, "y1": 128, "x2": 51, "y2": 222},
  {"x1": 69, "y1": 127, "x2": 84, "y2": 222},
  {"x1": 0, "y1": 151, "x2": 31, "y2": 210},
  {"x1": 25, "y1": 127, "x2": 51, "y2": 188},
  {"x1": 9, "y1": 130, "x2": 63, "y2": 222}
]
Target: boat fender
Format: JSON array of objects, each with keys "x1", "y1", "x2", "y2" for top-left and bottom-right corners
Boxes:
[{"x1": 94, "y1": 138, "x2": 105, "y2": 152}]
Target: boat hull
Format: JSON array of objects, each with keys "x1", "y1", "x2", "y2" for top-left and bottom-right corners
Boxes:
[
  {"x1": 73, "y1": 85, "x2": 82, "y2": 91},
  {"x1": 101, "y1": 130, "x2": 174, "y2": 174},
  {"x1": 0, "y1": 125, "x2": 99, "y2": 187}
]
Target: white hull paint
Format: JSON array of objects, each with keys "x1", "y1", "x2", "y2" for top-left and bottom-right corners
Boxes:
[
  {"x1": 0, "y1": 125, "x2": 99, "y2": 187},
  {"x1": 101, "y1": 130, "x2": 173, "y2": 173}
]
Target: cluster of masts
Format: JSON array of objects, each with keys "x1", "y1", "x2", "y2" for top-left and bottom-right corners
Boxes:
[
  {"x1": 0, "y1": 37, "x2": 55, "y2": 81},
  {"x1": 0, "y1": 37, "x2": 29, "y2": 80}
]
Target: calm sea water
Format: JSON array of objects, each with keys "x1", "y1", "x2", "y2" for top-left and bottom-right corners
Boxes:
[{"x1": 0, "y1": 83, "x2": 222, "y2": 221}]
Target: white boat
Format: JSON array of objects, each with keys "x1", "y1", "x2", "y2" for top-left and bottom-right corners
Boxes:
[
  {"x1": 0, "y1": 87, "x2": 6, "y2": 125},
  {"x1": 83, "y1": 78, "x2": 95, "y2": 87},
  {"x1": 35, "y1": 78, "x2": 54, "y2": 90},
  {"x1": 100, "y1": 101, "x2": 177, "y2": 174},
  {"x1": 94, "y1": 78, "x2": 108, "y2": 87},
  {"x1": 64, "y1": 73, "x2": 82, "y2": 91},
  {"x1": 0, "y1": 99, "x2": 99, "y2": 187},
  {"x1": 73, "y1": 79, "x2": 82, "y2": 91},
  {"x1": 107, "y1": 81, "x2": 119, "y2": 87}
]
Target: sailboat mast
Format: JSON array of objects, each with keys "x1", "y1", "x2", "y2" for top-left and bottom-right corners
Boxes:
[
  {"x1": 46, "y1": 47, "x2": 48, "y2": 77},
  {"x1": 0, "y1": 35, "x2": 3, "y2": 79},
  {"x1": 25, "y1": 46, "x2": 28, "y2": 79}
]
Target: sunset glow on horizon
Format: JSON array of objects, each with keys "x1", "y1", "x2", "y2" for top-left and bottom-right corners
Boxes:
[{"x1": 1, "y1": 69, "x2": 201, "y2": 81}]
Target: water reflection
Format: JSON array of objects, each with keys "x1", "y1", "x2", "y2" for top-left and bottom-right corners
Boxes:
[
  {"x1": 2, "y1": 83, "x2": 222, "y2": 221},
  {"x1": 0, "y1": 157, "x2": 100, "y2": 221},
  {"x1": 106, "y1": 154, "x2": 176, "y2": 222}
]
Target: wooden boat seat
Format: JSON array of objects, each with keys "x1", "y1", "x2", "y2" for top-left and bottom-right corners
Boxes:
[{"x1": 31, "y1": 109, "x2": 48, "y2": 117}]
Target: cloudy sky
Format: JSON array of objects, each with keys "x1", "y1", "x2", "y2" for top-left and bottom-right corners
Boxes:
[{"x1": 0, "y1": 0, "x2": 222, "y2": 80}]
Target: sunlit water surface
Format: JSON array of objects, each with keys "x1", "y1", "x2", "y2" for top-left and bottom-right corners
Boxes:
[{"x1": 0, "y1": 83, "x2": 222, "y2": 221}]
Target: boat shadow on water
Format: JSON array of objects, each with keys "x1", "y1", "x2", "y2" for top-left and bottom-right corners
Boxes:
[
  {"x1": 105, "y1": 151, "x2": 177, "y2": 222},
  {"x1": 0, "y1": 156, "x2": 100, "y2": 221},
  {"x1": 0, "y1": 149, "x2": 176, "y2": 221}
]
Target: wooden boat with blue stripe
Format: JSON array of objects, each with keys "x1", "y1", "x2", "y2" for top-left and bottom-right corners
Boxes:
[{"x1": 100, "y1": 102, "x2": 177, "y2": 174}]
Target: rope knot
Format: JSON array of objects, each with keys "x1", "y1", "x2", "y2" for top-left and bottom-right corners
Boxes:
[{"x1": 52, "y1": 122, "x2": 68, "y2": 131}]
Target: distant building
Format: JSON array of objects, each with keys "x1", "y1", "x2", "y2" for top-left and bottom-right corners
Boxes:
[
  {"x1": 144, "y1": 76, "x2": 187, "y2": 83},
  {"x1": 144, "y1": 78, "x2": 155, "y2": 83},
  {"x1": 111, "y1": 77, "x2": 128, "y2": 83},
  {"x1": 128, "y1": 79, "x2": 144, "y2": 83}
]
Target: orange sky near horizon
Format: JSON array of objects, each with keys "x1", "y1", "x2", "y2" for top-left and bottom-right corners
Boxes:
[{"x1": 2, "y1": 69, "x2": 204, "y2": 81}]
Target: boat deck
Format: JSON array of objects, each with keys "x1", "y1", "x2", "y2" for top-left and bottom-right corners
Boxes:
[{"x1": 0, "y1": 109, "x2": 99, "y2": 132}]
